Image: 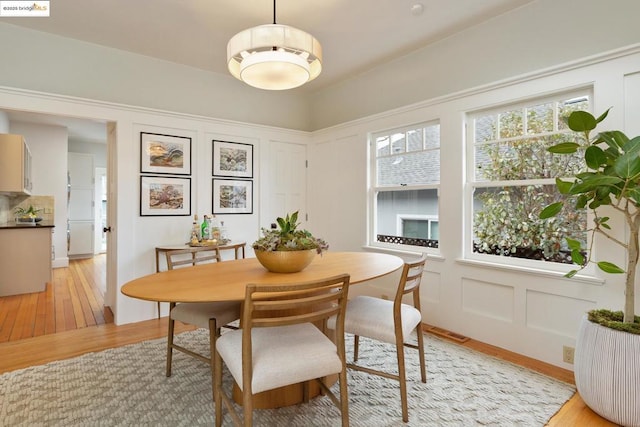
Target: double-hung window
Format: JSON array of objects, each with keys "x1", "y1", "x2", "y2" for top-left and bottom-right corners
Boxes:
[
  {"x1": 370, "y1": 122, "x2": 440, "y2": 251},
  {"x1": 468, "y1": 91, "x2": 589, "y2": 267}
]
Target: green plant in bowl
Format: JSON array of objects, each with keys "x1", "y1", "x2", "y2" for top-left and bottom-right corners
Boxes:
[{"x1": 14, "y1": 205, "x2": 43, "y2": 222}]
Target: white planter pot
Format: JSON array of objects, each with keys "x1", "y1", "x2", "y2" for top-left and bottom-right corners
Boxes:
[{"x1": 574, "y1": 315, "x2": 640, "y2": 427}]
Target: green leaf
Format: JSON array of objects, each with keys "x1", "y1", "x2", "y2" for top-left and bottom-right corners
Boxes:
[
  {"x1": 539, "y1": 202, "x2": 563, "y2": 219},
  {"x1": 568, "y1": 111, "x2": 597, "y2": 132},
  {"x1": 584, "y1": 146, "x2": 607, "y2": 169},
  {"x1": 595, "y1": 108, "x2": 610, "y2": 124},
  {"x1": 597, "y1": 130, "x2": 629, "y2": 150},
  {"x1": 623, "y1": 136, "x2": 640, "y2": 155},
  {"x1": 597, "y1": 261, "x2": 625, "y2": 274},
  {"x1": 613, "y1": 150, "x2": 640, "y2": 178},
  {"x1": 576, "y1": 194, "x2": 589, "y2": 209},
  {"x1": 570, "y1": 175, "x2": 623, "y2": 194},
  {"x1": 571, "y1": 249, "x2": 584, "y2": 266},
  {"x1": 627, "y1": 187, "x2": 640, "y2": 205},
  {"x1": 566, "y1": 238, "x2": 582, "y2": 250},
  {"x1": 565, "y1": 270, "x2": 578, "y2": 278},
  {"x1": 548, "y1": 142, "x2": 579, "y2": 154},
  {"x1": 555, "y1": 178, "x2": 573, "y2": 194}
]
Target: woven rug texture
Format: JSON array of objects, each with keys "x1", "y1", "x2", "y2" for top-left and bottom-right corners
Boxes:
[{"x1": 0, "y1": 329, "x2": 575, "y2": 426}]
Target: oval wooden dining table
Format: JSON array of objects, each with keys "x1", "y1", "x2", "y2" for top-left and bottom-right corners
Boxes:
[{"x1": 121, "y1": 251, "x2": 404, "y2": 408}]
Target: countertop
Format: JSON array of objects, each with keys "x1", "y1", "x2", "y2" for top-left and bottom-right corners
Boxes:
[{"x1": 0, "y1": 221, "x2": 55, "y2": 229}]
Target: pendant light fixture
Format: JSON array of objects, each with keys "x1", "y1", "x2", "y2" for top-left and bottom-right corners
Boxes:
[{"x1": 227, "y1": 0, "x2": 322, "y2": 90}]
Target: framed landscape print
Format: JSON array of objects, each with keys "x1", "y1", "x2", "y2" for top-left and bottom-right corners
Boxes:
[
  {"x1": 212, "y1": 178, "x2": 252, "y2": 214},
  {"x1": 140, "y1": 176, "x2": 191, "y2": 216},
  {"x1": 212, "y1": 140, "x2": 253, "y2": 178},
  {"x1": 140, "y1": 132, "x2": 191, "y2": 175}
]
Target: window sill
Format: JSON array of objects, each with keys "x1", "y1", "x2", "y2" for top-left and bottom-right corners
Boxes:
[
  {"x1": 361, "y1": 245, "x2": 445, "y2": 262},
  {"x1": 456, "y1": 257, "x2": 604, "y2": 286}
]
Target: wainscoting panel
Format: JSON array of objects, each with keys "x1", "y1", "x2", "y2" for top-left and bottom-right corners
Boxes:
[
  {"x1": 526, "y1": 290, "x2": 596, "y2": 338},
  {"x1": 422, "y1": 271, "x2": 441, "y2": 304},
  {"x1": 462, "y1": 278, "x2": 514, "y2": 322}
]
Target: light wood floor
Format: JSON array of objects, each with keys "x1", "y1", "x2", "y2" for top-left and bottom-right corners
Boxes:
[
  {"x1": 0, "y1": 256, "x2": 616, "y2": 426},
  {"x1": 0, "y1": 255, "x2": 113, "y2": 342}
]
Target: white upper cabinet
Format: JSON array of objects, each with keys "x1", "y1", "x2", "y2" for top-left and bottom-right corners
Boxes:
[{"x1": 0, "y1": 133, "x2": 32, "y2": 195}]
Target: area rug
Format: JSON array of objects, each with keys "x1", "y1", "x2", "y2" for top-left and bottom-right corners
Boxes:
[{"x1": 0, "y1": 329, "x2": 575, "y2": 426}]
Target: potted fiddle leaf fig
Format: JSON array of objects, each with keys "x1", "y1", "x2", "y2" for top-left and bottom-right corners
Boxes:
[{"x1": 540, "y1": 109, "x2": 640, "y2": 426}]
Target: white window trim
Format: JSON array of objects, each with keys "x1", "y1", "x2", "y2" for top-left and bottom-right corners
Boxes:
[
  {"x1": 464, "y1": 89, "x2": 594, "y2": 273},
  {"x1": 368, "y1": 120, "x2": 441, "y2": 253},
  {"x1": 396, "y1": 214, "x2": 439, "y2": 239}
]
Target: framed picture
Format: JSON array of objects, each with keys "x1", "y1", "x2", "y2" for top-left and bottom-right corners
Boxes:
[
  {"x1": 212, "y1": 178, "x2": 253, "y2": 214},
  {"x1": 140, "y1": 176, "x2": 191, "y2": 216},
  {"x1": 140, "y1": 132, "x2": 191, "y2": 175},
  {"x1": 212, "y1": 140, "x2": 253, "y2": 178}
]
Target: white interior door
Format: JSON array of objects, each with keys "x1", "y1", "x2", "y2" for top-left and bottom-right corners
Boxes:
[
  {"x1": 94, "y1": 167, "x2": 107, "y2": 254},
  {"x1": 268, "y1": 141, "x2": 307, "y2": 224}
]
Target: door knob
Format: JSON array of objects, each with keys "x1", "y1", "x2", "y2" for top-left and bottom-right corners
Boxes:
[{"x1": 103, "y1": 226, "x2": 112, "y2": 233}]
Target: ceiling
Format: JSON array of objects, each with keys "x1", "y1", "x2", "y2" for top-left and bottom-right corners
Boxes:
[{"x1": 2, "y1": 0, "x2": 534, "y2": 141}]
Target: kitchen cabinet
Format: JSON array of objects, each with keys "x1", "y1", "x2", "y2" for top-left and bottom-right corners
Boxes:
[
  {"x1": 0, "y1": 133, "x2": 32, "y2": 195},
  {"x1": 0, "y1": 225, "x2": 52, "y2": 296}
]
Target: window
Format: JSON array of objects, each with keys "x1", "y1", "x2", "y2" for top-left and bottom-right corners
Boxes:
[
  {"x1": 468, "y1": 92, "x2": 589, "y2": 265},
  {"x1": 398, "y1": 214, "x2": 439, "y2": 240},
  {"x1": 370, "y1": 122, "x2": 440, "y2": 250}
]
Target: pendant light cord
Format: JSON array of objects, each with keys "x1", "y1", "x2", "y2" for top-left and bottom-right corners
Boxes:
[{"x1": 273, "y1": 0, "x2": 276, "y2": 24}]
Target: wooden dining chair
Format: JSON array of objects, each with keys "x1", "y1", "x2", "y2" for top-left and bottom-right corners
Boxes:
[
  {"x1": 164, "y1": 246, "x2": 241, "y2": 404},
  {"x1": 214, "y1": 274, "x2": 351, "y2": 427},
  {"x1": 328, "y1": 255, "x2": 427, "y2": 422},
  {"x1": 157, "y1": 244, "x2": 246, "y2": 317}
]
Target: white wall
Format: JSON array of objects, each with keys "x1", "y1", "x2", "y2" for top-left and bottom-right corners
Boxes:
[
  {"x1": 0, "y1": 112, "x2": 9, "y2": 223},
  {"x1": 69, "y1": 139, "x2": 107, "y2": 168},
  {"x1": 0, "y1": 89, "x2": 310, "y2": 325},
  {"x1": 309, "y1": 46, "x2": 640, "y2": 370},
  {"x1": 1, "y1": 0, "x2": 640, "y2": 370},
  {"x1": 9, "y1": 122, "x2": 68, "y2": 267},
  {"x1": 0, "y1": 111, "x2": 8, "y2": 132},
  {"x1": 309, "y1": 0, "x2": 640, "y2": 130},
  {"x1": 0, "y1": 23, "x2": 311, "y2": 131}
]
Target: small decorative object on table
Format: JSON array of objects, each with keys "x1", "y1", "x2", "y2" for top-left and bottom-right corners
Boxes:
[
  {"x1": 14, "y1": 205, "x2": 43, "y2": 225},
  {"x1": 252, "y1": 211, "x2": 328, "y2": 273}
]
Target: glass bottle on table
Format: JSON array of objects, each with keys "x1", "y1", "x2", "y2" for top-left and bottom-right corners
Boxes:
[
  {"x1": 201, "y1": 215, "x2": 211, "y2": 241},
  {"x1": 190, "y1": 215, "x2": 200, "y2": 245},
  {"x1": 220, "y1": 220, "x2": 229, "y2": 242},
  {"x1": 210, "y1": 215, "x2": 221, "y2": 243}
]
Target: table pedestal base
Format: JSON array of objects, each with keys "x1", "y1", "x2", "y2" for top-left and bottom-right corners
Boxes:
[{"x1": 232, "y1": 375, "x2": 338, "y2": 408}]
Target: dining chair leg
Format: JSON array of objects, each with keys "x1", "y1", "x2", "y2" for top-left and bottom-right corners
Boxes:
[
  {"x1": 339, "y1": 368, "x2": 350, "y2": 427},
  {"x1": 157, "y1": 301, "x2": 161, "y2": 319},
  {"x1": 166, "y1": 302, "x2": 177, "y2": 377},
  {"x1": 213, "y1": 339, "x2": 223, "y2": 427},
  {"x1": 396, "y1": 334, "x2": 409, "y2": 422},
  {"x1": 208, "y1": 318, "x2": 218, "y2": 407},
  {"x1": 243, "y1": 391, "x2": 253, "y2": 427},
  {"x1": 353, "y1": 335, "x2": 360, "y2": 362},
  {"x1": 416, "y1": 326, "x2": 427, "y2": 383}
]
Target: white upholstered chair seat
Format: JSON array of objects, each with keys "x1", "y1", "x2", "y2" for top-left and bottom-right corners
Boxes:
[
  {"x1": 329, "y1": 296, "x2": 422, "y2": 344},
  {"x1": 217, "y1": 323, "x2": 342, "y2": 394},
  {"x1": 327, "y1": 255, "x2": 428, "y2": 423},
  {"x1": 214, "y1": 275, "x2": 351, "y2": 427},
  {"x1": 171, "y1": 302, "x2": 240, "y2": 330}
]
